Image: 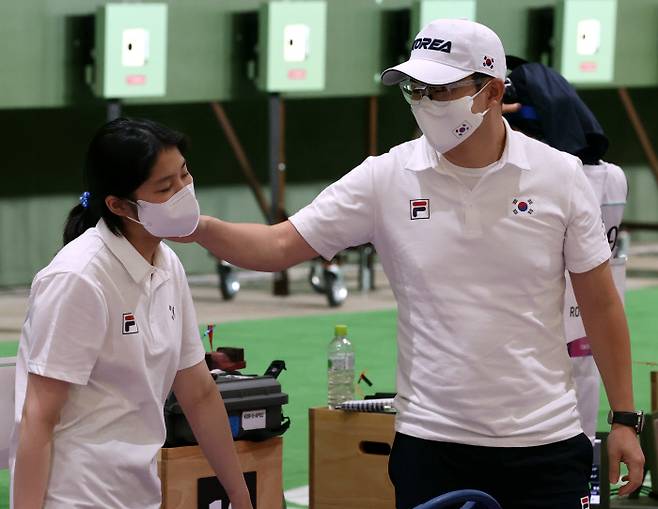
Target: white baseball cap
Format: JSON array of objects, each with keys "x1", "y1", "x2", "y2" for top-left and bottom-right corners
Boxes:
[{"x1": 381, "y1": 18, "x2": 507, "y2": 86}]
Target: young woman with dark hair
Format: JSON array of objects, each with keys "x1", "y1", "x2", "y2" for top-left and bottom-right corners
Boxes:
[{"x1": 10, "y1": 118, "x2": 253, "y2": 509}]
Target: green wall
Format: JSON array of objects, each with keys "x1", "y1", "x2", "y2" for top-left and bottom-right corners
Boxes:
[
  {"x1": 0, "y1": 0, "x2": 403, "y2": 107},
  {"x1": 2, "y1": 0, "x2": 658, "y2": 109},
  {"x1": 0, "y1": 182, "x2": 332, "y2": 286},
  {"x1": 1, "y1": 0, "x2": 658, "y2": 285},
  {"x1": 0, "y1": 91, "x2": 418, "y2": 285},
  {"x1": 1, "y1": 87, "x2": 657, "y2": 286},
  {"x1": 0, "y1": 94, "x2": 415, "y2": 198}
]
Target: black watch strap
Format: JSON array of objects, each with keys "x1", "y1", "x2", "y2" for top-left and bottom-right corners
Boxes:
[{"x1": 607, "y1": 410, "x2": 645, "y2": 434}]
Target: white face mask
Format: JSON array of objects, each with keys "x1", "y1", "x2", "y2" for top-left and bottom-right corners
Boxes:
[
  {"x1": 127, "y1": 183, "x2": 200, "y2": 238},
  {"x1": 410, "y1": 81, "x2": 491, "y2": 154}
]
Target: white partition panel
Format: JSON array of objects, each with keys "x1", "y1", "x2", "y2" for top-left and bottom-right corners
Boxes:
[{"x1": 0, "y1": 357, "x2": 16, "y2": 469}]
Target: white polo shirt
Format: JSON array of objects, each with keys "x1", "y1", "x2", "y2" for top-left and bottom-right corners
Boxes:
[
  {"x1": 290, "y1": 120, "x2": 611, "y2": 447},
  {"x1": 9, "y1": 219, "x2": 205, "y2": 508}
]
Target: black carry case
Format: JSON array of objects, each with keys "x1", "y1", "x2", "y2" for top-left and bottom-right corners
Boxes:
[{"x1": 164, "y1": 373, "x2": 289, "y2": 446}]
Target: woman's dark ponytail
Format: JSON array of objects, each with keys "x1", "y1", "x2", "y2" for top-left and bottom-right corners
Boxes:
[
  {"x1": 63, "y1": 193, "x2": 102, "y2": 245},
  {"x1": 61, "y1": 118, "x2": 187, "y2": 246}
]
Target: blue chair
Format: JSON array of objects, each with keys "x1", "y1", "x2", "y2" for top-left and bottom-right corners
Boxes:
[{"x1": 413, "y1": 489, "x2": 503, "y2": 509}]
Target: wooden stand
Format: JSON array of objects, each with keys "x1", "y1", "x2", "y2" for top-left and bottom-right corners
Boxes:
[
  {"x1": 159, "y1": 437, "x2": 283, "y2": 509},
  {"x1": 309, "y1": 407, "x2": 396, "y2": 509},
  {"x1": 651, "y1": 371, "x2": 657, "y2": 413}
]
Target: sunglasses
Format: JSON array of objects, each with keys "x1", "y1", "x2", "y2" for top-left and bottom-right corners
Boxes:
[{"x1": 399, "y1": 77, "x2": 490, "y2": 104}]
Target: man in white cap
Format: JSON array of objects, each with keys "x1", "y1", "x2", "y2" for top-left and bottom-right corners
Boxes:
[{"x1": 176, "y1": 19, "x2": 644, "y2": 508}]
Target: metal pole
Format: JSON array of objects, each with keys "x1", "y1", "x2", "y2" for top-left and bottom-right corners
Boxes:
[
  {"x1": 278, "y1": 98, "x2": 287, "y2": 221},
  {"x1": 268, "y1": 94, "x2": 281, "y2": 225},
  {"x1": 618, "y1": 88, "x2": 658, "y2": 184},
  {"x1": 360, "y1": 96, "x2": 379, "y2": 291},
  {"x1": 368, "y1": 95, "x2": 378, "y2": 157},
  {"x1": 210, "y1": 101, "x2": 270, "y2": 220},
  {"x1": 620, "y1": 221, "x2": 658, "y2": 232},
  {"x1": 649, "y1": 371, "x2": 658, "y2": 412},
  {"x1": 268, "y1": 93, "x2": 289, "y2": 296}
]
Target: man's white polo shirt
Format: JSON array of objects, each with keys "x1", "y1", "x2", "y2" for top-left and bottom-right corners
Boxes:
[
  {"x1": 290, "y1": 120, "x2": 611, "y2": 447},
  {"x1": 9, "y1": 219, "x2": 205, "y2": 508}
]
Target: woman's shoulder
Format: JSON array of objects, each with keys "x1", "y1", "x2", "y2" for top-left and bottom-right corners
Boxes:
[
  {"x1": 30, "y1": 231, "x2": 109, "y2": 306},
  {"x1": 36, "y1": 228, "x2": 106, "y2": 283}
]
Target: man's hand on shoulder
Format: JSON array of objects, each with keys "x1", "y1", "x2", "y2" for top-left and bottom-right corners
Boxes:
[{"x1": 167, "y1": 215, "x2": 213, "y2": 244}]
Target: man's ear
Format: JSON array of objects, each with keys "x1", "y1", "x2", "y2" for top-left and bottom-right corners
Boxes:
[
  {"x1": 105, "y1": 195, "x2": 134, "y2": 218},
  {"x1": 488, "y1": 78, "x2": 506, "y2": 105}
]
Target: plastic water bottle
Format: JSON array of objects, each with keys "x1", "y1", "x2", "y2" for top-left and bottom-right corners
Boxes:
[{"x1": 327, "y1": 324, "x2": 355, "y2": 409}]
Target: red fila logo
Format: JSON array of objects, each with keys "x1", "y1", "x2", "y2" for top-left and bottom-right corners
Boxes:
[
  {"x1": 410, "y1": 199, "x2": 430, "y2": 220},
  {"x1": 580, "y1": 496, "x2": 590, "y2": 509},
  {"x1": 122, "y1": 313, "x2": 139, "y2": 335}
]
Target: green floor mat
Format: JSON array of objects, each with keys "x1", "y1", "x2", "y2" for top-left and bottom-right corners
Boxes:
[
  {"x1": 2, "y1": 284, "x2": 657, "y2": 507},
  {"x1": 0, "y1": 471, "x2": 6, "y2": 508},
  {"x1": 597, "y1": 286, "x2": 658, "y2": 428},
  {"x1": 0, "y1": 344, "x2": 17, "y2": 357},
  {"x1": 204, "y1": 309, "x2": 399, "y2": 490},
  {"x1": 0, "y1": 308, "x2": 399, "y2": 507}
]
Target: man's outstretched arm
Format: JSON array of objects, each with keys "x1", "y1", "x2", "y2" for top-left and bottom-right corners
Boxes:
[{"x1": 184, "y1": 216, "x2": 319, "y2": 272}]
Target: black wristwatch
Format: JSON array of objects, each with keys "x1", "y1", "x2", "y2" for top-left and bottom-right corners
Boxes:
[{"x1": 607, "y1": 410, "x2": 645, "y2": 434}]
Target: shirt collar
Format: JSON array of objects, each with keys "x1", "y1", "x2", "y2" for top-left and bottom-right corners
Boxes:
[
  {"x1": 97, "y1": 219, "x2": 168, "y2": 285},
  {"x1": 404, "y1": 118, "x2": 532, "y2": 173}
]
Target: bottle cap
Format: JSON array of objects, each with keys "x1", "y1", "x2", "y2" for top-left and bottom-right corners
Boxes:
[{"x1": 335, "y1": 324, "x2": 348, "y2": 336}]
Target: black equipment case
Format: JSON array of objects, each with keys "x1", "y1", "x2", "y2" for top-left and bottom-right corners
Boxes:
[{"x1": 164, "y1": 373, "x2": 289, "y2": 446}]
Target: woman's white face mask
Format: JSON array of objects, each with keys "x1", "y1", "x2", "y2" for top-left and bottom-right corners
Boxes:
[
  {"x1": 127, "y1": 183, "x2": 200, "y2": 238},
  {"x1": 410, "y1": 81, "x2": 492, "y2": 154}
]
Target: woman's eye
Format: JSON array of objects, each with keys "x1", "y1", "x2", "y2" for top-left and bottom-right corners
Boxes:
[{"x1": 159, "y1": 187, "x2": 172, "y2": 193}]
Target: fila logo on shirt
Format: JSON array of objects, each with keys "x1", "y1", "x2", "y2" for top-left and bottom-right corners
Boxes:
[
  {"x1": 512, "y1": 198, "x2": 534, "y2": 215},
  {"x1": 122, "y1": 313, "x2": 139, "y2": 335},
  {"x1": 410, "y1": 199, "x2": 430, "y2": 220},
  {"x1": 580, "y1": 496, "x2": 590, "y2": 509}
]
